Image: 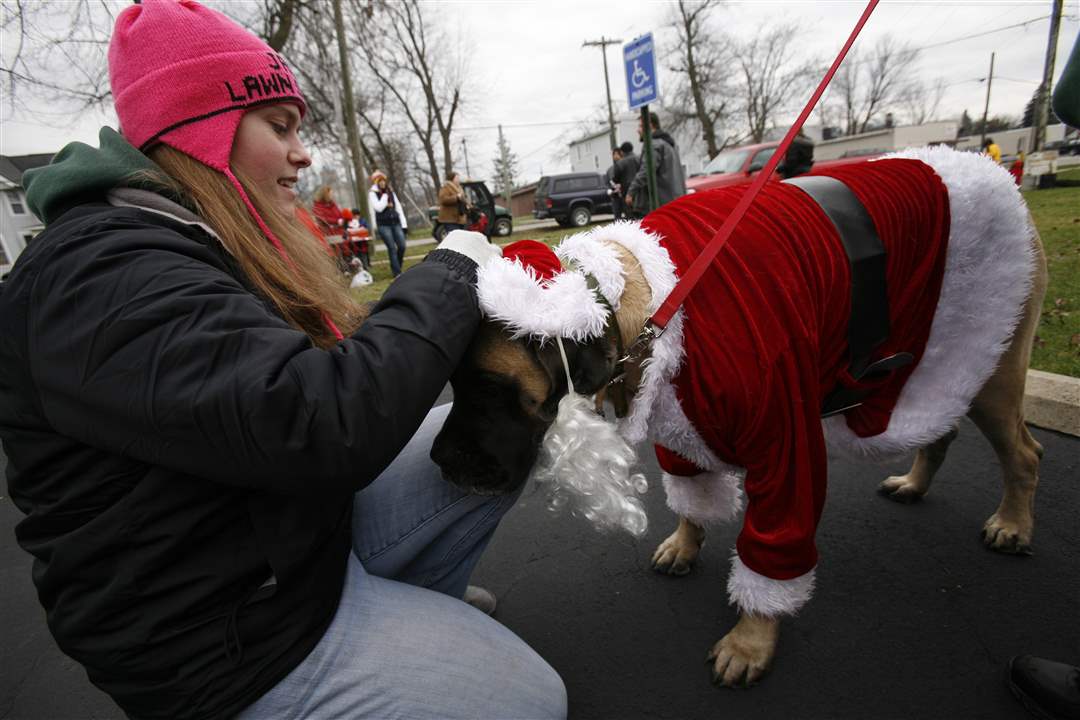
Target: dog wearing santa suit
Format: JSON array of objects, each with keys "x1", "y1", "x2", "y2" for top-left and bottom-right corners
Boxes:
[{"x1": 430, "y1": 146, "x2": 1047, "y2": 687}]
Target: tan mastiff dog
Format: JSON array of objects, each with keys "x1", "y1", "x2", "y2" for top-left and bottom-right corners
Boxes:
[{"x1": 431, "y1": 147, "x2": 1047, "y2": 687}]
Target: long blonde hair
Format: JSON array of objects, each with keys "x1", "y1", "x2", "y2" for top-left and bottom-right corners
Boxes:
[{"x1": 148, "y1": 145, "x2": 364, "y2": 347}]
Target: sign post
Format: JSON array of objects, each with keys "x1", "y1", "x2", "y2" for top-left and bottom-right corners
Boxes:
[{"x1": 623, "y1": 33, "x2": 659, "y2": 213}]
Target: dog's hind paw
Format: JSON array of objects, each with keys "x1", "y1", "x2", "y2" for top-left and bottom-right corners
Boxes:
[
  {"x1": 878, "y1": 474, "x2": 928, "y2": 504},
  {"x1": 982, "y1": 513, "x2": 1034, "y2": 555}
]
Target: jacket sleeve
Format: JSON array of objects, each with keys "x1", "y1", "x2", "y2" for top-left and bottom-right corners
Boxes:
[
  {"x1": 27, "y1": 222, "x2": 479, "y2": 495},
  {"x1": 369, "y1": 188, "x2": 389, "y2": 213},
  {"x1": 628, "y1": 154, "x2": 648, "y2": 196}
]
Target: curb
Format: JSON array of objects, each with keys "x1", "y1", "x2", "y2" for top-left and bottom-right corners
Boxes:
[{"x1": 1024, "y1": 369, "x2": 1080, "y2": 437}]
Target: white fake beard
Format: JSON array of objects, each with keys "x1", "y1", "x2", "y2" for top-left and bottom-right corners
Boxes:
[{"x1": 528, "y1": 391, "x2": 649, "y2": 537}]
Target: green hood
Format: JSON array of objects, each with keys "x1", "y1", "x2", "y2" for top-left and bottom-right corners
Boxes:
[{"x1": 23, "y1": 127, "x2": 164, "y2": 225}]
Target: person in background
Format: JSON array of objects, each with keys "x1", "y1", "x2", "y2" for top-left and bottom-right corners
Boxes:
[
  {"x1": 606, "y1": 146, "x2": 626, "y2": 219},
  {"x1": 1009, "y1": 151, "x2": 1025, "y2": 187},
  {"x1": 779, "y1": 128, "x2": 815, "y2": 179},
  {"x1": 369, "y1": 169, "x2": 408, "y2": 277},
  {"x1": 438, "y1": 170, "x2": 468, "y2": 233},
  {"x1": 312, "y1": 184, "x2": 344, "y2": 232},
  {"x1": 614, "y1": 141, "x2": 643, "y2": 218},
  {"x1": 982, "y1": 137, "x2": 1002, "y2": 164},
  {"x1": 0, "y1": 2, "x2": 566, "y2": 719},
  {"x1": 626, "y1": 112, "x2": 686, "y2": 212}
]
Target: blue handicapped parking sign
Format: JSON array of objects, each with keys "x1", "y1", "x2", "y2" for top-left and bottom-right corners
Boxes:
[{"x1": 623, "y1": 33, "x2": 659, "y2": 110}]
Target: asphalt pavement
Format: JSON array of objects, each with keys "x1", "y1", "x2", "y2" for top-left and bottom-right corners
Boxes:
[{"x1": 2, "y1": 410, "x2": 1077, "y2": 719}]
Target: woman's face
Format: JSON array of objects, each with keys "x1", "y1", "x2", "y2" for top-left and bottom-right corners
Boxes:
[
  {"x1": 377, "y1": 177, "x2": 387, "y2": 189},
  {"x1": 231, "y1": 103, "x2": 311, "y2": 216}
]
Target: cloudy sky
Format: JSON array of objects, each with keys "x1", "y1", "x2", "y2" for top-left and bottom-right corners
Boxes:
[{"x1": 2, "y1": 0, "x2": 1078, "y2": 187}]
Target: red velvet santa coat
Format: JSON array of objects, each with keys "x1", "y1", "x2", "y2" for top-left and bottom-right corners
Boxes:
[{"x1": 645, "y1": 158, "x2": 950, "y2": 585}]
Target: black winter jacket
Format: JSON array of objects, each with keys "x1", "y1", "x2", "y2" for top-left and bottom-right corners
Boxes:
[{"x1": 0, "y1": 195, "x2": 480, "y2": 718}]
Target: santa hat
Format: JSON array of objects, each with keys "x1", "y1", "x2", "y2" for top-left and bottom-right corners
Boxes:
[
  {"x1": 476, "y1": 222, "x2": 680, "y2": 344},
  {"x1": 476, "y1": 239, "x2": 610, "y2": 342}
]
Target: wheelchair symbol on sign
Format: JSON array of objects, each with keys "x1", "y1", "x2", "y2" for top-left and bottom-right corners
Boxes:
[{"x1": 631, "y1": 60, "x2": 650, "y2": 89}]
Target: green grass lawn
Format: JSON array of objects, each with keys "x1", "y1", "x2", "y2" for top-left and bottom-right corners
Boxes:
[
  {"x1": 352, "y1": 178, "x2": 1080, "y2": 377},
  {"x1": 1025, "y1": 166, "x2": 1080, "y2": 378},
  {"x1": 348, "y1": 221, "x2": 602, "y2": 304}
]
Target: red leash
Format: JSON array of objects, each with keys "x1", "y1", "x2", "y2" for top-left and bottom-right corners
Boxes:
[{"x1": 644, "y1": 0, "x2": 880, "y2": 339}]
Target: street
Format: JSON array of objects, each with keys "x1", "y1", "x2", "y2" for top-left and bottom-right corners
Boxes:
[{"x1": 2, "y1": 412, "x2": 1077, "y2": 719}]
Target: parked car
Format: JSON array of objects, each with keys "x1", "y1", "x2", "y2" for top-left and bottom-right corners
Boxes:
[
  {"x1": 533, "y1": 172, "x2": 613, "y2": 227},
  {"x1": 685, "y1": 141, "x2": 883, "y2": 194},
  {"x1": 426, "y1": 180, "x2": 513, "y2": 241}
]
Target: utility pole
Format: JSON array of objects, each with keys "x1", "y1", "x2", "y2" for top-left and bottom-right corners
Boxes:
[
  {"x1": 980, "y1": 51, "x2": 995, "y2": 150},
  {"x1": 331, "y1": 0, "x2": 369, "y2": 221},
  {"x1": 583, "y1": 36, "x2": 623, "y2": 151},
  {"x1": 1033, "y1": 0, "x2": 1064, "y2": 152},
  {"x1": 461, "y1": 138, "x2": 471, "y2": 178}
]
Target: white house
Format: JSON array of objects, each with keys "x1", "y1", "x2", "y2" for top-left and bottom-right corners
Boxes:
[
  {"x1": 568, "y1": 110, "x2": 711, "y2": 179},
  {"x1": 1, "y1": 153, "x2": 53, "y2": 275}
]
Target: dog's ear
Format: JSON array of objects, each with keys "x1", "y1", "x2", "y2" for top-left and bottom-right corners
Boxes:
[{"x1": 533, "y1": 335, "x2": 618, "y2": 399}]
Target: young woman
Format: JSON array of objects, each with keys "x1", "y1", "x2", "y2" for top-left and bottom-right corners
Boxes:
[
  {"x1": 368, "y1": 169, "x2": 408, "y2": 276},
  {"x1": 0, "y1": 2, "x2": 565, "y2": 719}
]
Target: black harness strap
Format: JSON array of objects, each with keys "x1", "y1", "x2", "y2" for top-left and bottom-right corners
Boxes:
[{"x1": 783, "y1": 175, "x2": 911, "y2": 417}]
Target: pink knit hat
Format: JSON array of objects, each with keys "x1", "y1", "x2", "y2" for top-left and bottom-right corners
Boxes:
[
  {"x1": 109, "y1": 0, "x2": 306, "y2": 169},
  {"x1": 109, "y1": 0, "x2": 342, "y2": 339}
]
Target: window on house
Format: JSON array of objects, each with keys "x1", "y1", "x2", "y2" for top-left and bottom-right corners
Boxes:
[{"x1": 7, "y1": 191, "x2": 26, "y2": 215}]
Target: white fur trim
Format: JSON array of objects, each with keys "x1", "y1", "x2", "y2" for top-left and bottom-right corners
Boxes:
[
  {"x1": 556, "y1": 231, "x2": 625, "y2": 310},
  {"x1": 618, "y1": 311, "x2": 686, "y2": 445},
  {"x1": 579, "y1": 220, "x2": 679, "y2": 312},
  {"x1": 476, "y1": 256, "x2": 609, "y2": 342},
  {"x1": 824, "y1": 146, "x2": 1037, "y2": 460},
  {"x1": 727, "y1": 553, "x2": 816, "y2": 617},
  {"x1": 663, "y1": 470, "x2": 744, "y2": 526},
  {"x1": 648, "y1": 380, "x2": 721, "y2": 469}
]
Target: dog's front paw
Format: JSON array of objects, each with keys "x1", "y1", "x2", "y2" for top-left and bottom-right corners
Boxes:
[
  {"x1": 877, "y1": 473, "x2": 928, "y2": 503},
  {"x1": 651, "y1": 521, "x2": 704, "y2": 576},
  {"x1": 706, "y1": 614, "x2": 779, "y2": 688},
  {"x1": 982, "y1": 511, "x2": 1034, "y2": 555}
]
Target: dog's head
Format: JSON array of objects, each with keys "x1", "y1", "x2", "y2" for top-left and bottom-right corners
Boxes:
[{"x1": 430, "y1": 320, "x2": 619, "y2": 495}]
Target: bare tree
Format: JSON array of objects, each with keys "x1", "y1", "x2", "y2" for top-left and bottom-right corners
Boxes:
[
  {"x1": 901, "y1": 76, "x2": 947, "y2": 125},
  {"x1": 1, "y1": 0, "x2": 116, "y2": 115},
  {"x1": 663, "y1": 0, "x2": 736, "y2": 158},
  {"x1": 734, "y1": 24, "x2": 815, "y2": 143},
  {"x1": 358, "y1": 0, "x2": 466, "y2": 193},
  {"x1": 829, "y1": 36, "x2": 920, "y2": 135},
  {"x1": 260, "y1": 0, "x2": 301, "y2": 52},
  {"x1": 1, "y1": 0, "x2": 306, "y2": 119}
]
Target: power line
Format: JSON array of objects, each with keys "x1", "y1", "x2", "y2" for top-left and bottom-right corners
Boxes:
[{"x1": 913, "y1": 14, "x2": 1057, "y2": 51}]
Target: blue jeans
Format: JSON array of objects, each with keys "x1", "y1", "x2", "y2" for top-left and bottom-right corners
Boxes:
[
  {"x1": 377, "y1": 223, "x2": 407, "y2": 276},
  {"x1": 237, "y1": 404, "x2": 566, "y2": 719}
]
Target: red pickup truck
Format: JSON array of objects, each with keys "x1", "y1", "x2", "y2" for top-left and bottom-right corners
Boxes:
[{"x1": 685, "y1": 141, "x2": 882, "y2": 193}]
